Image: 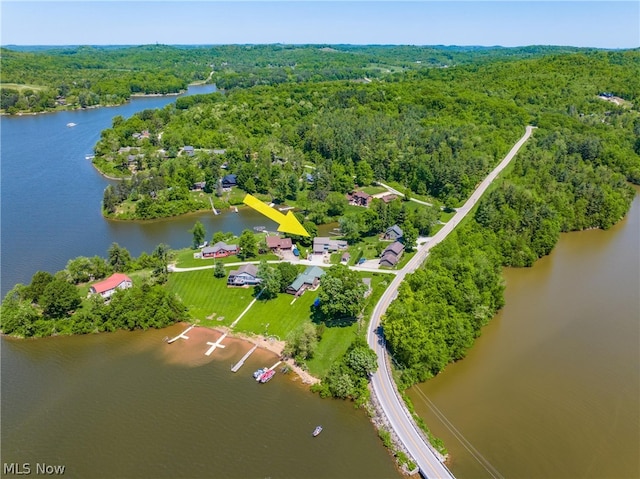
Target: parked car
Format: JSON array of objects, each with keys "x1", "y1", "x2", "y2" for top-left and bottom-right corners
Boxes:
[{"x1": 358, "y1": 257, "x2": 366, "y2": 265}]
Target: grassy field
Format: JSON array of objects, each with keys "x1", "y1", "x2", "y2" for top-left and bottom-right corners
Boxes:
[
  {"x1": 164, "y1": 262, "x2": 391, "y2": 379},
  {"x1": 1, "y1": 83, "x2": 47, "y2": 92},
  {"x1": 165, "y1": 269, "x2": 255, "y2": 325},
  {"x1": 233, "y1": 287, "x2": 319, "y2": 339}
]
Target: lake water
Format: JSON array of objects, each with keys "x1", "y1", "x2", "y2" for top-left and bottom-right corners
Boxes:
[
  {"x1": 0, "y1": 90, "x2": 401, "y2": 478},
  {"x1": 2, "y1": 84, "x2": 638, "y2": 479},
  {"x1": 0, "y1": 84, "x2": 275, "y2": 297},
  {"x1": 409, "y1": 188, "x2": 640, "y2": 479}
]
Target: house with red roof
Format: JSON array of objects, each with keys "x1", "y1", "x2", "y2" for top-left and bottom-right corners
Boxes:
[
  {"x1": 90, "y1": 273, "x2": 133, "y2": 298},
  {"x1": 265, "y1": 235, "x2": 293, "y2": 252}
]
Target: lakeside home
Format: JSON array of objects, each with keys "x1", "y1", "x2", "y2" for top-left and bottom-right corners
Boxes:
[
  {"x1": 265, "y1": 235, "x2": 293, "y2": 252},
  {"x1": 89, "y1": 273, "x2": 132, "y2": 298},
  {"x1": 286, "y1": 265, "x2": 325, "y2": 296},
  {"x1": 202, "y1": 242, "x2": 238, "y2": 258},
  {"x1": 227, "y1": 264, "x2": 261, "y2": 287},
  {"x1": 313, "y1": 237, "x2": 348, "y2": 255}
]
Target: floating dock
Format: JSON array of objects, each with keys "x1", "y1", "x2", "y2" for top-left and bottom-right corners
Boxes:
[
  {"x1": 267, "y1": 360, "x2": 282, "y2": 371},
  {"x1": 205, "y1": 333, "x2": 228, "y2": 356},
  {"x1": 231, "y1": 344, "x2": 258, "y2": 372},
  {"x1": 209, "y1": 197, "x2": 219, "y2": 215},
  {"x1": 167, "y1": 325, "x2": 195, "y2": 344}
]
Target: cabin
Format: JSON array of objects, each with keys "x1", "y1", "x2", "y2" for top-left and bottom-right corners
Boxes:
[
  {"x1": 191, "y1": 181, "x2": 206, "y2": 191},
  {"x1": 228, "y1": 264, "x2": 261, "y2": 287},
  {"x1": 381, "y1": 194, "x2": 397, "y2": 204},
  {"x1": 340, "y1": 252, "x2": 351, "y2": 263},
  {"x1": 202, "y1": 242, "x2": 239, "y2": 258},
  {"x1": 286, "y1": 266, "x2": 325, "y2": 296},
  {"x1": 384, "y1": 224, "x2": 404, "y2": 241},
  {"x1": 265, "y1": 235, "x2": 293, "y2": 251},
  {"x1": 221, "y1": 174, "x2": 238, "y2": 188},
  {"x1": 347, "y1": 191, "x2": 372, "y2": 207},
  {"x1": 89, "y1": 273, "x2": 132, "y2": 299},
  {"x1": 183, "y1": 145, "x2": 195, "y2": 156},
  {"x1": 313, "y1": 237, "x2": 348, "y2": 255},
  {"x1": 379, "y1": 241, "x2": 404, "y2": 267}
]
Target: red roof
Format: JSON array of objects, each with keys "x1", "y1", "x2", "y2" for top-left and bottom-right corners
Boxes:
[
  {"x1": 266, "y1": 236, "x2": 292, "y2": 249},
  {"x1": 91, "y1": 273, "x2": 132, "y2": 294}
]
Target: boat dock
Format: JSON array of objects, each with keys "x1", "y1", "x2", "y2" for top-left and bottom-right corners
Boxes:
[
  {"x1": 167, "y1": 325, "x2": 195, "y2": 344},
  {"x1": 209, "y1": 197, "x2": 219, "y2": 215},
  {"x1": 205, "y1": 333, "x2": 227, "y2": 356},
  {"x1": 231, "y1": 344, "x2": 258, "y2": 372},
  {"x1": 267, "y1": 360, "x2": 282, "y2": 371}
]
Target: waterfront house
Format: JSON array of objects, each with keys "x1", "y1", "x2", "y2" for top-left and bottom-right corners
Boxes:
[
  {"x1": 312, "y1": 237, "x2": 348, "y2": 255},
  {"x1": 202, "y1": 242, "x2": 239, "y2": 258},
  {"x1": 265, "y1": 235, "x2": 293, "y2": 251},
  {"x1": 286, "y1": 266, "x2": 325, "y2": 296},
  {"x1": 228, "y1": 264, "x2": 261, "y2": 287},
  {"x1": 90, "y1": 273, "x2": 132, "y2": 299},
  {"x1": 347, "y1": 190, "x2": 372, "y2": 207},
  {"x1": 221, "y1": 174, "x2": 238, "y2": 188},
  {"x1": 379, "y1": 241, "x2": 404, "y2": 267},
  {"x1": 383, "y1": 224, "x2": 404, "y2": 241}
]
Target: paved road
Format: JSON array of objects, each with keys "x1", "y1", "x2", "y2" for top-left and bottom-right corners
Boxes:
[{"x1": 366, "y1": 126, "x2": 535, "y2": 478}]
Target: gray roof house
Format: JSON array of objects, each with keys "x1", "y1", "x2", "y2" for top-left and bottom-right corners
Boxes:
[
  {"x1": 384, "y1": 225, "x2": 404, "y2": 241},
  {"x1": 227, "y1": 264, "x2": 261, "y2": 287},
  {"x1": 379, "y1": 241, "x2": 404, "y2": 267},
  {"x1": 313, "y1": 237, "x2": 348, "y2": 255},
  {"x1": 286, "y1": 266, "x2": 325, "y2": 296}
]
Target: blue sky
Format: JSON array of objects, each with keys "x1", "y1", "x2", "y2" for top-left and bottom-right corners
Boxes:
[{"x1": 1, "y1": 1, "x2": 638, "y2": 48}]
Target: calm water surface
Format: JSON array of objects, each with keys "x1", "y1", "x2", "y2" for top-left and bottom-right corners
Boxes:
[
  {"x1": 0, "y1": 84, "x2": 273, "y2": 296},
  {"x1": 409, "y1": 189, "x2": 640, "y2": 479},
  {"x1": 1, "y1": 88, "x2": 401, "y2": 478},
  {"x1": 1, "y1": 325, "x2": 400, "y2": 478}
]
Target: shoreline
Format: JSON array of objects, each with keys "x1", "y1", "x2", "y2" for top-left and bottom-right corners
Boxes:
[{"x1": 211, "y1": 325, "x2": 321, "y2": 385}]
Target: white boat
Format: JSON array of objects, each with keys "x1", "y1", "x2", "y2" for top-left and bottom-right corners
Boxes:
[
  {"x1": 66, "y1": 122, "x2": 77, "y2": 127},
  {"x1": 312, "y1": 426, "x2": 323, "y2": 437}
]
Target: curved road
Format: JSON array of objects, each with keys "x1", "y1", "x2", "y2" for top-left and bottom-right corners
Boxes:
[{"x1": 366, "y1": 126, "x2": 535, "y2": 478}]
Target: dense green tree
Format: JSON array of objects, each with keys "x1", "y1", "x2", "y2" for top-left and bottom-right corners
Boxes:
[
  {"x1": 40, "y1": 278, "x2": 82, "y2": 319},
  {"x1": 276, "y1": 262, "x2": 299, "y2": 293},
  {"x1": 283, "y1": 322, "x2": 319, "y2": 361},
  {"x1": 237, "y1": 229, "x2": 258, "y2": 259},
  {"x1": 317, "y1": 264, "x2": 368, "y2": 322},
  {"x1": 108, "y1": 242, "x2": 132, "y2": 272},
  {"x1": 190, "y1": 220, "x2": 206, "y2": 249},
  {"x1": 256, "y1": 260, "x2": 281, "y2": 300},
  {"x1": 24, "y1": 271, "x2": 54, "y2": 303},
  {"x1": 213, "y1": 261, "x2": 226, "y2": 278}
]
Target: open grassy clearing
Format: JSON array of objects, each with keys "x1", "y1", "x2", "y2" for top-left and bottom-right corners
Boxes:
[
  {"x1": 1, "y1": 83, "x2": 48, "y2": 92},
  {"x1": 165, "y1": 269, "x2": 254, "y2": 325},
  {"x1": 233, "y1": 287, "x2": 319, "y2": 339}
]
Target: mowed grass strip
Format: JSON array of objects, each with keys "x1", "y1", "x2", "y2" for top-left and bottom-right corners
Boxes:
[
  {"x1": 307, "y1": 324, "x2": 358, "y2": 377},
  {"x1": 234, "y1": 289, "x2": 319, "y2": 339},
  {"x1": 166, "y1": 270, "x2": 254, "y2": 326}
]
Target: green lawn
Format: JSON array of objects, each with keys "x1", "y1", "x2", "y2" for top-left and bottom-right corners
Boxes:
[
  {"x1": 360, "y1": 185, "x2": 388, "y2": 195},
  {"x1": 234, "y1": 288, "x2": 319, "y2": 339},
  {"x1": 1, "y1": 83, "x2": 47, "y2": 92},
  {"x1": 165, "y1": 269, "x2": 255, "y2": 325},
  {"x1": 307, "y1": 324, "x2": 359, "y2": 377}
]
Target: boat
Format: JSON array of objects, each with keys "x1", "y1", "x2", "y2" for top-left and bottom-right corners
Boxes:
[
  {"x1": 253, "y1": 367, "x2": 266, "y2": 379},
  {"x1": 313, "y1": 426, "x2": 323, "y2": 437},
  {"x1": 66, "y1": 122, "x2": 77, "y2": 127},
  {"x1": 253, "y1": 226, "x2": 266, "y2": 232},
  {"x1": 259, "y1": 369, "x2": 275, "y2": 383}
]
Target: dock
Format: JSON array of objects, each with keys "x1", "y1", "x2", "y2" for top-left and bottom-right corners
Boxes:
[
  {"x1": 231, "y1": 344, "x2": 258, "y2": 372},
  {"x1": 167, "y1": 325, "x2": 195, "y2": 344},
  {"x1": 205, "y1": 333, "x2": 227, "y2": 356},
  {"x1": 267, "y1": 360, "x2": 282, "y2": 371},
  {"x1": 209, "y1": 197, "x2": 219, "y2": 215}
]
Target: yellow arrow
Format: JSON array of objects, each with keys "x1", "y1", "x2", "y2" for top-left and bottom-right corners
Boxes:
[{"x1": 242, "y1": 194, "x2": 309, "y2": 237}]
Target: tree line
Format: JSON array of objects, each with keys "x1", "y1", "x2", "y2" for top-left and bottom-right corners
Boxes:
[{"x1": 0, "y1": 243, "x2": 185, "y2": 338}]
